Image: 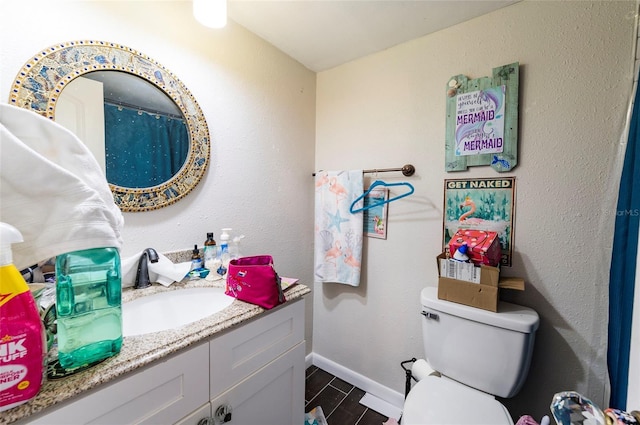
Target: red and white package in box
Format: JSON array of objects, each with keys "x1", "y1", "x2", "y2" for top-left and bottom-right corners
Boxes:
[{"x1": 449, "y1": 229, "x2": 501, "y2": 267}]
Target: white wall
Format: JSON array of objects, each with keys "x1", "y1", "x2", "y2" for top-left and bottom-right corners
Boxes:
[
  {"x1": 0, "y1": 1, "x2": 316, "y2": 350},
  {"x1": 315, "y1": 0, "x2": 636, "y2": 419}
]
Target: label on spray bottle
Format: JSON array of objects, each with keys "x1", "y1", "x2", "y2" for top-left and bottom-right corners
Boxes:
[{"x1": 0, "y1": 266, "x2": 46, "y2": 412}]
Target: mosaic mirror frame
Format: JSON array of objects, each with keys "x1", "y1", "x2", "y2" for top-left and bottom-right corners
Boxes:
[{"x1": 9, "y1": 40, "x2": 210, "y2": 212}]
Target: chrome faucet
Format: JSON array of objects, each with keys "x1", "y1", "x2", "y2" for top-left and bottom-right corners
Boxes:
[{"x1": 135, "y1": 248, "x2": 159, "y2": 289}]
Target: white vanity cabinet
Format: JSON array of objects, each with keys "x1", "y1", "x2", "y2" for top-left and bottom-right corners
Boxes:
[
  {"x1": 178, "y1": 298, "x2": 305, "y2": 425},
  {"x1": 206, "y1": 343, "x2": 305, "y2": 425},
  {"x1": 25, "y1": 342, "x2": 211, "y2": 425},
  {"x1": 22, "y1": 299, "x2": 305, "y2": 425}
]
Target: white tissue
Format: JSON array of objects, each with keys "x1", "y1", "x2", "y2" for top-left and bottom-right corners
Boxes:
[
  {"x1": 121, "y1": 251, "x2": 192, "y2": 287},
  {"x1": 411, "y1": 359, "x2": 440, "y2": 381}
]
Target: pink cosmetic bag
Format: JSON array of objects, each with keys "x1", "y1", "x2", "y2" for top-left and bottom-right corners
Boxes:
[{"x1": 226, "y1": 255, "x2": 286, "y2": 309}]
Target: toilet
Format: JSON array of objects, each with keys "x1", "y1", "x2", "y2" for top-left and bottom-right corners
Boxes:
[{"x1": 402, "y1": 287, "x2": 539, "y2": 425}]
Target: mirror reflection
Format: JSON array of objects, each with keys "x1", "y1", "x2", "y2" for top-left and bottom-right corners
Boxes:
[
  {"x1": 9, "y1": 40, "x2": 210, "y2": 212},
  {"x1": 57, "y1": 71, "x2": 190, "y2": 188}
]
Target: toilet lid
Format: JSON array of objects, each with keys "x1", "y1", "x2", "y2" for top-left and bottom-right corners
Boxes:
[{"x1": 402, "y1": 376, "x2": 514, "y2": 425}]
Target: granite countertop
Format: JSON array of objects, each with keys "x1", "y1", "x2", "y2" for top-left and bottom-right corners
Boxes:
[{"x1": 3, "y1": 277, "x2": 310, "y2": 424}]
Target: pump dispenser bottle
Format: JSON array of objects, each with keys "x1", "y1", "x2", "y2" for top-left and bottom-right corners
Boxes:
[
  {"x1": 216, "y1": 228, "x2": 232, "y2": 276},
  {"x1": 55, "y1": 247, "x2": 122, "y2": 371},
  {"x1": 0, "y1": 222, "x2": 46, "y2": 412},
  {"x1": 230, "y1": 235, "x2": 245, "y2": 260}
]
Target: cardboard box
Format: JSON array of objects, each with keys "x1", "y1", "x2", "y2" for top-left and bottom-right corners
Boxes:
[
  {"x1": 449, "y1": 229, "x2": 501, "y2": 266},
  {"x1": 436, "y1": 253, "x2": 524, "y2": 312}
]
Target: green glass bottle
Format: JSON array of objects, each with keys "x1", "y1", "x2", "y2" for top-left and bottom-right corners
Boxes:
[{"x1": 55, "y1": 247, "x2": 122, "y2": 370}]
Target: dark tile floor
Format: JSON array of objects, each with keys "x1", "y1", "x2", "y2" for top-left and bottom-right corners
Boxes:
[{"x1": 305, "y1": 366, "x2": 389, "y2": 425}]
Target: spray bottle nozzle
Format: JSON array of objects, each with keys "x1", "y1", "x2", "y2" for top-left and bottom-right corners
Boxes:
[{"x1": 0, "y1": 222, "x2": 24, "y2": 266}]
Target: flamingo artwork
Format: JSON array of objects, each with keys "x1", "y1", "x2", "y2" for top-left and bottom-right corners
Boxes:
[
  {"x1": 343, "y1": 248, "x2": 361, "y2": 282},
  {"x1": 372, "y1": 215, "x2": 385, "y2": 235},
  {"x1": 324, "y1": 240, "x2": 343, "y2": 266},
  {"x1": 459, "y1": 196, "x2": 481, "y2": 224},
  {"x1": 328, "y1": 176, "x2": 348, "y2": 205},
  {"x1": 343, "y1": 248, "x2": 361, "y2": 269},
  {"x1": 446, "y1": 195, "x2": 509, "y2": 239},
  {"x1": 315, "y1": 173, "x2": 329, "y2": 189}
]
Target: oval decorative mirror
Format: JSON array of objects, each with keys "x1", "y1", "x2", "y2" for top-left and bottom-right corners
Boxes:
[{"x1": 9, "y1": 40, "x2": 210, "y2": 212}]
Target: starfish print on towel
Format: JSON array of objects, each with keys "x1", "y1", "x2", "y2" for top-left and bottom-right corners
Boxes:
[{"x1": 326, "y1": 209, "x2": 350, "y2": 232}]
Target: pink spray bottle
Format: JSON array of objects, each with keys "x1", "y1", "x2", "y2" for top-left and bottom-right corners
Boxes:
[{"x1": 0, "y1": 222, "x2": 46, "y2": 412}]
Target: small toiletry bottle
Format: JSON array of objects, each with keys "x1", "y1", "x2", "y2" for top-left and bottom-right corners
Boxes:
[
  {"x1": 230, "y1": 234, "x2": 245, "y2": 260},
  {"x1": 191, "y1": 245, "x2": 203, "y2": 270},
  {"x1": 0, "y1": 223, "x2": 46, "y2": 412},
  {"x1": 203, "y1": 233, "x2": 216, "y2": 269},
  {"x1": 452, "y1": 244, "x2": 470, "y2": 262},
  {"x1": 216, "y1": 228, "x2": 231, "y2": 276},
  {"x1": 55, "y1": 246, "x2": 122, "y2": 371}
]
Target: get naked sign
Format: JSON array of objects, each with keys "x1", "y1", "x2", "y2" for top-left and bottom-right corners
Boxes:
[
  {"x1": 445, "y1": 63, "x2": 519, "y2": 173},
  {"x1": 443, "y1": 177, "x2": 516, "y2": 267}
]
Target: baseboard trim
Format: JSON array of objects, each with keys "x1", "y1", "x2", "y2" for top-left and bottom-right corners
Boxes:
[
  {"x1": 308, "y1": 352, "x2": 404, "y2": 415},
  {"x1": 360, "y1": 392, "x2": 403, "y2": 420}
]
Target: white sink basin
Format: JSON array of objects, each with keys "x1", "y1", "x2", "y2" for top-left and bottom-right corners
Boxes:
[{"x1": 122, "y1": 287, "x2": 234, "y2": 337}]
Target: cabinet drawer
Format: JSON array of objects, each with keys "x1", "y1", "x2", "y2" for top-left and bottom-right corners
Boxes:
[
  {"x1": 210, "y1": 299, "x2": 304, "y2": 398},
  {"x1": 28, "y1": 342, "x2": 210, "y2": 425}
]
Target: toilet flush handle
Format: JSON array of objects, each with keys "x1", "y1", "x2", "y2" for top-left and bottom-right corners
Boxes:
[{"x1": 421, "y1": 311, "x2": 439, "y2": 320}]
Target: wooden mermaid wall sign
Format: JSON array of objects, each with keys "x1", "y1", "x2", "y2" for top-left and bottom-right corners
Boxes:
[
  {"x1": 443, "y1": 177, "x2": 516, "y2": 266},
  {"x1": 445, "y1": 63, "x2": 519, "y2": 173}
]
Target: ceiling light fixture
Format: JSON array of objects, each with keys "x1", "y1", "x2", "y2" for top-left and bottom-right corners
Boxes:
[{"x1": 193, "y1": 0, "x2": 227, "y2": 29}]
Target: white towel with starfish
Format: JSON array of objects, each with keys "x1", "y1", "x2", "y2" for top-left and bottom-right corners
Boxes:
[{"x1": 314, "y1": 170, "x2": 363, "y2": 286}]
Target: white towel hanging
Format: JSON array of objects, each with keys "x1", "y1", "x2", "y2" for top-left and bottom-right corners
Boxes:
[
  {"x1": 0, "y1": 104, "x2": 124, "y2": 270},
  {"x1": 314, "y1": 170, "x2": 363, "y2": 286}
]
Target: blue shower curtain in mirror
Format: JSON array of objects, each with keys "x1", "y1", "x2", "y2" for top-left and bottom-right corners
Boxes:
[
  {"x1": 104, "y1": 104, "x2": 189, "y2": 188},
  {"x1": 608, "y1": 82, "x2": 640, "y2": 410}
]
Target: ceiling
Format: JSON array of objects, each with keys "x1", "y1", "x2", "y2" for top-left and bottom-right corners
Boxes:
[{"x1": 227, "y1": 0, "x2": 521, "y2": 72}]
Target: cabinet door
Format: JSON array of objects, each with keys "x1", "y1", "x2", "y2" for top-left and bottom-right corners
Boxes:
[
  {"x1": 175, "y1": 402, "x2": 211, "y2": 425},
  {"x1": 210, "y1": 299, "x2": 304, "y2": 399},
  {"x1": 27, "y1": 342, "x2": 209, "y2": 425},
  {"x1": 209, "y1": 342, "x2": 305, "y2": 425}
]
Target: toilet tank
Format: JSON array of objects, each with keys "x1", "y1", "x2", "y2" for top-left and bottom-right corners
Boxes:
[{"x1": 420, "y1": 287, "x2": 539, "y2": 398}]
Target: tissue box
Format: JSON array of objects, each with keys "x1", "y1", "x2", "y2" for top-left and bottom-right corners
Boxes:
[
  {"x1": 448, "y1": 229, "x2": 501, "y2": 266},
  {"x1": 436, "y1": 253, "x2": 525, "y2": 312}
]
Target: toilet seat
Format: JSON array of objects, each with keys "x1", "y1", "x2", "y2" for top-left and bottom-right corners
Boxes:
[{"x1": 402, "y1": 375, "x2": 514, "y2": 425}]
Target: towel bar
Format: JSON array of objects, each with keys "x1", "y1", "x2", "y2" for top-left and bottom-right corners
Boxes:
[{"x1": 312, "y1": 164, "x2": 415, "y2": 177}]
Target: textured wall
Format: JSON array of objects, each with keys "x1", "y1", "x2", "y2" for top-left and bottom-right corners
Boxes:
[
  {"x1": 0, "y1": 1, "x2": 317, "y2": 351},
  {"x1": 315, "y1": 0, "x2": 636, "y2": 419}
]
